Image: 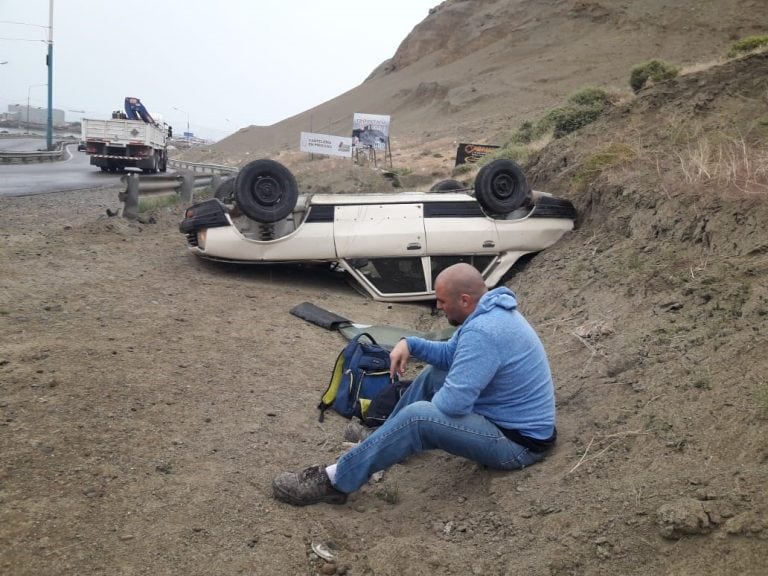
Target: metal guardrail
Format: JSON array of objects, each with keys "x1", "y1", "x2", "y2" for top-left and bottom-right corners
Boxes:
[
  {"x1": 0, "y1": 142, "x2": 67, "y2": 164},
  {"x1": 118, "y1": 168, "x2": 233, "y2": 220},
  {"x1": 168, "y1": 158, "x2": 239, "y2": 175}
]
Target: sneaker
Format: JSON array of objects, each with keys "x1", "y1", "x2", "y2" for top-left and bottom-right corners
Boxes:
[
  {"x1": 272, "y1": 465, "x2": 347, "y2": 506},
  {"x1": 343, "y1": 422, "x2": 373, "y2": 443}
]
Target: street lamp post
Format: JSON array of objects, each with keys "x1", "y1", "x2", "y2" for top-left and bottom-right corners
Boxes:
[
  {"x1": 46, "y1": 0, "x2": 54, "y2": 150},
  {"x1": 173, "y1": 107, "x2": 190, "y2": 137}
]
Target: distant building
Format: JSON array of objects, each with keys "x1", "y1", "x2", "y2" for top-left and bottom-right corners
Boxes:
[{"x1": 7, "y1": 104, "x2": 66, "y2": 127}]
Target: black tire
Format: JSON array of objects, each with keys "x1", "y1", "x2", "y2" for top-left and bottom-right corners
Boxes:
[
  {"x1": 474, "y1": 159, "x2": 531, "y2": 214},
  {"x1": 214, "y1": 177, "x2": 236, "y2": 204},
  {"x1": 142, "y1": 154, "x2": 157, "y2": 174},
  {"x1": 234, "y1": 159, "x2": 299, "y2": 223},
  {"x1": 429, "y1": 179, "x2": 465, "y2": 192},
  {"x1": 160, "y1": 151, "x2": 167, "y2": 173}
]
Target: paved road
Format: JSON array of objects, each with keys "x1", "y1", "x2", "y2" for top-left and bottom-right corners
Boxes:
[{"x1": 0, "y1": 142, "x2": 124, "y2": 197}]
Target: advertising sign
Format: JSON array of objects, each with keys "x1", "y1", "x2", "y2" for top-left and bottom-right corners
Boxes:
[
  {"x1": 455, "y1": 143, "x2": 500, "y2": 166},
  {"x1": 352, "y1": 113, "x2": 390, "y2": 151},
  {"x1": 300, "y1": 132, "x2": 353, "y2": 158}
]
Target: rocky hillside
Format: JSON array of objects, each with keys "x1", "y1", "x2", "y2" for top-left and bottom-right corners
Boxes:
[{"x1": 186, "y1": 0, "x2": 768, "y2": 166}]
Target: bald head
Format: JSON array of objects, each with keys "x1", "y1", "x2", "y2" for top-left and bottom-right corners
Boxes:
[
  {"x1": 434, "y1": 263, "x2": 487, "y2": 325},
  {"x1": 436, "y1": 263, "x2": 487, "y2": 299}
]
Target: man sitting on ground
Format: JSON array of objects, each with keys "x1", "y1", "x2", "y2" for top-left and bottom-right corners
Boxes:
[{"x1": 272, "y1": 262, "x2": 557, "y2": 506}]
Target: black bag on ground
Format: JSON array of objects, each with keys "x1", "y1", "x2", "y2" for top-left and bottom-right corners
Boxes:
[{"x1": 362, "y1": 378, "x2": 412, "y2": 428}]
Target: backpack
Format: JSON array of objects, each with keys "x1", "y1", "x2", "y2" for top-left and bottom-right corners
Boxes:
[{"x1": 318, "y1": 333, "x2": 401, "y2": 424}]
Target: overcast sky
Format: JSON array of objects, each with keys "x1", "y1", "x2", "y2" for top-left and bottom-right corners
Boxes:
[{"x1": 0, "y1": 0, "x2": 438, "y2": 140}]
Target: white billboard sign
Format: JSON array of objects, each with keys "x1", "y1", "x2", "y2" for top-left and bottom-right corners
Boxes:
[
  {"x1": 300, "y1": 132, "x2": 353, "y2": 158},
  {"x1": 352, "y1": 113, "x2": 390, "y2": 150}
]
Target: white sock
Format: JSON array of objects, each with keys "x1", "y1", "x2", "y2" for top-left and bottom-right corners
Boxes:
[{"x1": 325, "y1": 463, "x2": 337, "y2": 484}]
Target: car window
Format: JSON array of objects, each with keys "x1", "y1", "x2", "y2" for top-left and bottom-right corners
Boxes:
[
  {"x1": 430, "y1": 255, "x2": 495, "y2": 287},
  {"x1": 354, "y1": 257, "x2": 427, "y2": 294}
]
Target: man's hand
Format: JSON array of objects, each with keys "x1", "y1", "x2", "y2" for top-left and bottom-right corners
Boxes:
[{"x1": 389, "y1": 338, "x2": 410, "y2": 380}]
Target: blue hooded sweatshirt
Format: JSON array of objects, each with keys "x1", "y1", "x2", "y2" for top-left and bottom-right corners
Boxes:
[{"x1": 405, "y1": 287, "x2": 555, "y2": 440}]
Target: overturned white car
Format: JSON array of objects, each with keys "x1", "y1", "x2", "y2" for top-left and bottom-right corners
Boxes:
[{"x1": 179, "y1": 158, "x2": 576, "y2": 302}]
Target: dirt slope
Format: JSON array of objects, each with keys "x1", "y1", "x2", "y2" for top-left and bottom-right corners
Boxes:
[
  {"x1": 1, "y1": 4, "x2": 767, "y2": 576},
  {"x1": 184, "y1": 0, "x2": 768, "y2": 167}
]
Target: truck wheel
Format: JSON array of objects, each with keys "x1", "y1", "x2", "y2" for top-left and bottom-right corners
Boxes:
[
  {"x1": 160, "y1": 152, "x2": 167, "y2": 173},
  {"x1": 474, "y1": 159, "x2": 531, "y2": 214},
  {"x1": 234, "y1": 159, "x2": 299, "y2": 223},
  {"x1": 429, "y1": 179, "x2": 464, "y2": 192},
  {"x1": 143, "y1": 153, "x2": 158, "y2": 174}
]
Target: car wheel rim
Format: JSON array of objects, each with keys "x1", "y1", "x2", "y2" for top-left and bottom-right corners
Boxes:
[
  {"x1": 253, "y1": 176, "x2": 282, "y2": 206},
  {"x1": 491, "y1": 173, "x2": 516, "y2": 200}
]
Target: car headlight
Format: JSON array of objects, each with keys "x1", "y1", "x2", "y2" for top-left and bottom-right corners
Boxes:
[{"x1": 197, "y1": 229, "x2": 207, "y2": 250}]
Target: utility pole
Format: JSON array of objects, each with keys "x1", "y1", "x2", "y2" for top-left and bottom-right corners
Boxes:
[{"x1": 46, "y1": 0, "x2": 54, "y2": 150}]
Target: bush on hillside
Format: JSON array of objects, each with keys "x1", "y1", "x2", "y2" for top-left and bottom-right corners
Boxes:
[
  {"x1": 727, "y1": 35, "x2": 768, "y2": 57},
  {"x1": 629, "y1": 60, "x2": 680, "y2": 92},
  {"x1": 509, "y1": 87, "x2": 612, "y2": 144},
  {"x1": 451, "y1": 163, "x2": 475, "y2": 176},
  {"x1": 566, "y1": 86, "x2": 612, "y2": 108},
  {"x1": 478, "y1": 143, "x2": 531, "y2": 166},
  {"x1": 547, "y1": 105, "x2": 605, "y2": 138}
]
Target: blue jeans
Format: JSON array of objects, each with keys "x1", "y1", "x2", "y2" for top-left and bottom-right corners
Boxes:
[{"x1": 332, "y1": 366, "x2": 549, "y2": 493}]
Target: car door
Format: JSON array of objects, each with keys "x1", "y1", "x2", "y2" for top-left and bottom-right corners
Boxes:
[
  {"x1": 334, "y1": 202, "x2": 430, "y2": 298},
  {"x1": 333, "y1": 202, "x2": 425, "y2": 258},
  {"x1": 422, "y1": 199, "x2": 503, "y2": 291},
  {"x1": 422, "y1": 199, "x2": 500, "y2": 256}
]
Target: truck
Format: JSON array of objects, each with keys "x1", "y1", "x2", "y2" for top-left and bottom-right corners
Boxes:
[{"x1": 81, "y1": 97, "x2": 170, "y2": 173}]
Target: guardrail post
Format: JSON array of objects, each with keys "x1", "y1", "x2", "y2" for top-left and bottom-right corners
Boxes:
[
  {"x1": 210, "y1": 173, "x2": 222, "y2": 194},
  {"x1": 118, "y1": 173, "x2": 140, "y2": 220},
  {"x1": 179, "y1": 170, "x2": 195, "y2": 203}
]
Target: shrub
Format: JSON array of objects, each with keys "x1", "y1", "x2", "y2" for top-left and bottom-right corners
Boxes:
[
  {"x1": 506, "y1": 87, "x2": 613, "y2": 147},
  {"x1": 451, "y1": 163, "x2": 475, "y2": 176},
  {"x1": 510, "y1": 120, "x2": 537, "y2": 144},
  {"x1": 479, "y1": 143, "x2": 531, "y2": 166},
  {"x1": 567, "y1": 86, "x2": 611, "y2": 108},
  {"x1": 629, "y1": 60, "x2": 680, "y2": 92},
  {"x1": 728, "y1": 35, "x2": 768, "y2": 58},
  {"x1": 547, "y1": 105, "x2": 605, "y2": 138}
]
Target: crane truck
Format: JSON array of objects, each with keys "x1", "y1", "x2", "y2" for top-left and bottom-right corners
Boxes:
[{"x1": 81, "y1": 97, "x2": 171, "y2": 173}]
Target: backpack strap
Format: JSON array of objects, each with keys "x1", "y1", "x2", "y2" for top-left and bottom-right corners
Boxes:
[{"x1": 318, "y1": 348, "x2": 346, "y2": 422}]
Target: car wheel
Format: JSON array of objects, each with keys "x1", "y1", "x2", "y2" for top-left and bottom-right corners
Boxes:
[
  {"x1": 474, "y1": 159, "x2": 531, "y2": 214},
  {"x1": 234, "y1": 159, "x2": 299, "y2": 223},
  {"x1": 429, "y1": 179, "x2": 464, "y2": 192},
  {"x1": 214, "y1": 177, "x2": 236, "y2": 204}
]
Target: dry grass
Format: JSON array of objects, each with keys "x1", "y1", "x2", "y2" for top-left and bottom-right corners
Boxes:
[
  {"x1": 678, "y1": 58, "x2": 726, "y2": 77},
  {"x1": 677, "y1": 136, "x2": 768, "y2": 195}
]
